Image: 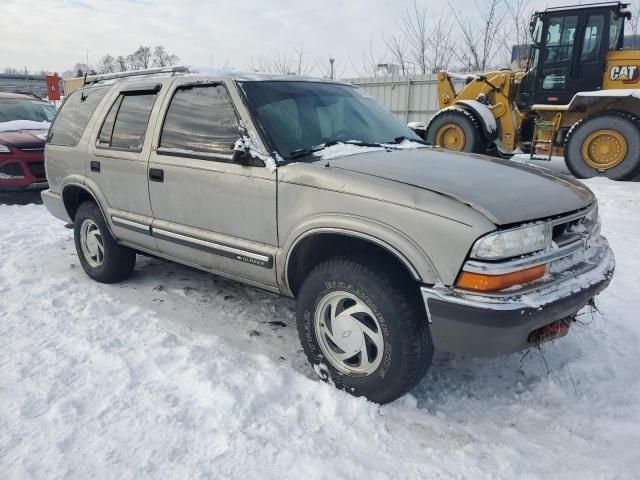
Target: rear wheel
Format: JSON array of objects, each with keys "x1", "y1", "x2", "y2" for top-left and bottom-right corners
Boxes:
[
  {"x1": 296, "y1": 257, "x2": 433, "y2": 404},
  {"x1": 426, "y1": 108, "x2": 487, "y2": 154},
  {"x1": 74, "y1": 201, "x2": 136, "y2": 283},
  {"x1": 564, "y1": 111, "x2": 640, "y2": 181}
]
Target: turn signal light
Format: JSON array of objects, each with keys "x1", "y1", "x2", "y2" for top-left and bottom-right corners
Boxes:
[{"x1": 456, "y1": 264, "x2": 547, "y2": 292}]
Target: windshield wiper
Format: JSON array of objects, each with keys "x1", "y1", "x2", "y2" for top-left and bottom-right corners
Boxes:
[
  {"x1": 386, "y1": 135, "x2": 428, "y2": 146},
  {"x1": 288, "y1": 139, "x2": 383, "y2": 160}
]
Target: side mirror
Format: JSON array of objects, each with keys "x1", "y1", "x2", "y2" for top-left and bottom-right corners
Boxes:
[
  {"x1": 407, "y1": 121, "x2": 427, "y2": 140},
  {"x1": 232, "y1": 138, "x2": 252, "y2": 166}
]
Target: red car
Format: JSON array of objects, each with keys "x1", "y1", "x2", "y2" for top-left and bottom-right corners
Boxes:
[{"x1": 0, "y1": 92, "x2": 56, "y2": 191}]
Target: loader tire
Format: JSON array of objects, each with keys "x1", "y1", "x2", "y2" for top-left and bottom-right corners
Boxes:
[
  {"x1": 426, "y1": 108, "x2": 487, "y2": 154},
  {"x1": 564, "y1": 111, "x2": 640, "y2": 181}
]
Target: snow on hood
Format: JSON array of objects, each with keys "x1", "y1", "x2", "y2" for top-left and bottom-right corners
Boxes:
[
  {"x1": 0, "y1": 120, "x2": 51, "y2": 133},
  {"x1": 312, "y1": 139, "x2": 425, "y2": 161}
]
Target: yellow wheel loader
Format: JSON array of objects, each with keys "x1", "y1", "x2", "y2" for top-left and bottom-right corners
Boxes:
[{"x1": 424, "y1": 1, "x2": 640, "y2": 181}]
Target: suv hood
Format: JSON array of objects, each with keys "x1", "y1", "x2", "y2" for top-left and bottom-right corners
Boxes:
[
  {"x1": 324, "y1": 147, "x2": 594, "y2": 225},
  {"x1": 0, "y1": 129, "x2": 48, "y2": 147}
]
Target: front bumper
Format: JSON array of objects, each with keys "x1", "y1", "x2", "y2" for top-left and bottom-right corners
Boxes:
[
  {"x1": 0, "y1": 154, "x2": 47, "y2": 191},
  {"x1": 421, "y1": 237, "x2": 615, "y2": 357}
]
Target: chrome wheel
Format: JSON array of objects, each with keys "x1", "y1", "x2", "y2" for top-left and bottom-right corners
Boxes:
[
  {"x1": 80, "y1": 218, "x2": 104, "y2": 268},
  {"x1": 314, "y1": 291, "x2": 384, "y2": 376}
]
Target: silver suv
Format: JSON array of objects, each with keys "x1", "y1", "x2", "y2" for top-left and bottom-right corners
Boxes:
[{"x1": 42, "y1": 68, "x2": 615, "y2": 404}]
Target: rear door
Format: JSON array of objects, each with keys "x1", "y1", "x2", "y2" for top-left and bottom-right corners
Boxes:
[
  {"x1": 147, "y1": 79, "x2": 278, "y2": 288},
  {"x1": 86, "y1": 82, "x2": 166, "y2": 251}
]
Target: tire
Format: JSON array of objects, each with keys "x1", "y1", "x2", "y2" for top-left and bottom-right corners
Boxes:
[
  {"x1": 426, "y1": 108, "x2": 487, "y2": 154},
  {"x1": 296, "y1": 257, "x2": 433, "y2": 404},
  {"x1": 73, "y1": 201, "x2": 136, "y2": 283},
  {"x1": 564, "y1": 111, "x2": 640, "y2": 181}
]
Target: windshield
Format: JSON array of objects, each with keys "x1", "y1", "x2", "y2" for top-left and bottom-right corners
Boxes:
[
  {"x1": 0, "y1": 99, "x2": 56, "y2": 124},
  {"x1": 238, "y1": 81, "x2": 422, "y2": 160}
]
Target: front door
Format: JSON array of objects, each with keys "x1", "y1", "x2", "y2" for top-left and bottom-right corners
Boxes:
[
  {"x1": 147, "y1": 80, "x2": 278, "y2": 288},
  {"x1": 574, "y1": 12, "x2": 609, "y2": 94}
]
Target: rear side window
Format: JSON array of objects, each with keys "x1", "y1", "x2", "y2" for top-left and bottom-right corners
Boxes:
[
  {"x1": 97, "y1": 93, "x2": 158, "y2": 151},
  {"x1": 159, "y1": 84, "x2": 240, "y2": 157},
  {"x1": 48, "y1": 87, "x2": 108, "y2": 146}
]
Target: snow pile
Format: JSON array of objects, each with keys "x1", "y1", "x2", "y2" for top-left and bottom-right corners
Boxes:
[
  {"x1": 314, "y1": 140, "x2": 425, "y2": 161},
  {"x1": 0, "y1": 120, "x2": 50, "y2": 133},
  {"x1": 1, "y1": 178, "x2": 639, "y2": 478}
]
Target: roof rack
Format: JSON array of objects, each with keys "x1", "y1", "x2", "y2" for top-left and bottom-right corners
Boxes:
[{"x1": 84, "y1": 66, "x2": 190, "y2": 85}]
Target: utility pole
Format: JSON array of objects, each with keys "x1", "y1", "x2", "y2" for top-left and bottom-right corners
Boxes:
[{"x1": 329, "y1": 57, "x2": 335, "y2": 80}]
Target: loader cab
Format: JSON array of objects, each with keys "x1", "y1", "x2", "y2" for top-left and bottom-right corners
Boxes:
[{"x1": 518, "y1": 2, "x2": 629, "y2": 106}]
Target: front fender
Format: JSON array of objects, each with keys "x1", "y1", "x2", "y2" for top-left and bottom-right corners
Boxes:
[
  {"x1": 278, "y1": 213, "x2": 441, "y2": 295},
  {"x1": 456, "y1": 100, "x2": 498, "y2": 140}
]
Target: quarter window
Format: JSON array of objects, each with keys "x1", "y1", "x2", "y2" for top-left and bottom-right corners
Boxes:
[
  {"x1": 159, "y1": 84, "x2": 240, "y2": 156},
  {"x1": 48, "y1": 87, "x2": 108, "y2": 146},
  {"x1": 98, "y1": 93, "x2": 157, "y2": 151}
]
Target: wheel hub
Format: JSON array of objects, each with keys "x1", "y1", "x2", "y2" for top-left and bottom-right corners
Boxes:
[
  {"x1": 80, "y1": 219, "x2": 104, "y2": 268},
  {"x1": 582, "y1": 129, "x2": 627, "y2": 170},
  {"x1": 435, "y1": 123, "x2": 466, "y2": 151},
  {"x1": 314, "y1": 291, "x2": 384, "y2": 376}
]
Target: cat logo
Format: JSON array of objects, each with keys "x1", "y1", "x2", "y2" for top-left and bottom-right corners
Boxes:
[{"x1": 609, "y1": 65, "x2": 640, "y2": 84}]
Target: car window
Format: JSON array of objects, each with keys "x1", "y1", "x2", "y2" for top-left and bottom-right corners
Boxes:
[
  {"x1": 97, "y1": 93, "x2": 157, "y2": 151},
  {"x1": 159, "y1": 84, "x2": 240, "y2": 158},
  {"x1": 0, "y1": 99, "x2": 56, "y2": 123},
  {"x1": 48, "y1": 87, "x2": 108, "y2": 146},
  {"x1": 581, "y1": 14, "x2": 604, "y2": 61}
]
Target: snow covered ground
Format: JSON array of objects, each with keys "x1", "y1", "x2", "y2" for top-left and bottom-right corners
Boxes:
[{"x1": 1, "y1": 177, "x2": 639, "y2": 479}]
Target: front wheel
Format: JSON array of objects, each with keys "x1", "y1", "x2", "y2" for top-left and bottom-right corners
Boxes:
[
  {"x1": 296, "y1": 258, "x2": 433, "y2": 404},
  {"x1": 426, "y1": 108, "x2": 487, "y2": 154}
]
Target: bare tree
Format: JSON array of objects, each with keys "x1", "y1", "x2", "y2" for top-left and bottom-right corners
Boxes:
[
  {"x1": 402, "y1": 0, "x2": 429, "y2": 74},
  {"x1": 383, "y1": 32, "x2": 412, "y2": 75},
  {"x1": 426, "y1": 16, "x2": 456, "y2": 73},
  {"x1": 96, "y1": 54, "x2": 117, "y2": 74},
  {"x1": 249, "y1": 45, "x2": 312, "y2": 75},
  {"x1": 502, "y1": 0, "x2": 533, "y2": 70},
  {"x1": 152, "y1": 46, "x2": 179, "y2": 67},
  {"x1": 116, "y1": 55, "x2": 128, "y2": 72},
  {"x1": 127, "y1": 46, "x2": 152, "y2": 70},
  {"x1": 450, "y1": 0, "x2": 505, "y2": 72},
  {"x1": 353, "y1": 37, "x2": 388, "y2": 77}
]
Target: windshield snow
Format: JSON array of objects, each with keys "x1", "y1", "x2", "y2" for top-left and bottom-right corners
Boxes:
[{"x1": 239, "y1": 81, "x2": 423, "y2": 161}]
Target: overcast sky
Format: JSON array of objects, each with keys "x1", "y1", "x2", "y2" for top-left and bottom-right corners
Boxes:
[{"x1": 0, "y1": 0, "x2": 616, "y2": 77}]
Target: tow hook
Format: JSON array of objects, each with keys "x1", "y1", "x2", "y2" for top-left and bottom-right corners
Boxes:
[{"x1": 527, "y1": 317, "x2": 572, "y2": 347}]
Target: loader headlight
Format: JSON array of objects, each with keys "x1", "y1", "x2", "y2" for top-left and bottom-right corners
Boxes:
[{"x1": 471, "y1": 223, "x2": 551, "y2": 260}]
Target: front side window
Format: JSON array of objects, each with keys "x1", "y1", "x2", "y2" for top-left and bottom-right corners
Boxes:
[
  {"x1": 239, "y1": 81, "x2": 421, "y2": 160},
  {"x1": 48, "y1": 87, "x2": 108, "y2": 146},
  {"x1": 159, "y1": 84, "x2": 240, "y2": 157},
  {"x1": 97, "y1": 93, "x2": 157, "y2": 151},
  {"x1": 581, "y1": 14, "x2": 604, "y2": 61}
]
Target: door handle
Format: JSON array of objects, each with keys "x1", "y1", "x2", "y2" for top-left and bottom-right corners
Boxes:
[
  {"x1": 149, "y1": 168, "x2": 164, "y2": 182},
  {"x1": 90, "y1": 161, "x2": 100, "y2": 173}
]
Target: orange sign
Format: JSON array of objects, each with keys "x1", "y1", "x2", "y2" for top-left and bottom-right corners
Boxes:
[{"x1": 46, "y1": 75, "x2": 60, "y2": 101}]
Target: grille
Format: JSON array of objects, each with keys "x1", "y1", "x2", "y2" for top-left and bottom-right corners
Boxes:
[
  {"x1": 17, "y1": 144, "x2": 45, "y2": 152},
  {"x1": 551, "y1": 210, "x2": 597, "y2": 247},
  {"x1": 27, "y1": 162, "x2": 46, "y2": 178},
  {"x1": 0, "y1": 162, "x2": 25, "y2": 178}
]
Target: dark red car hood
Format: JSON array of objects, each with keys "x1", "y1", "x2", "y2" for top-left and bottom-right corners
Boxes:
[{"x1": 0, "y1": 129, "x2": 48, "y2": 147}]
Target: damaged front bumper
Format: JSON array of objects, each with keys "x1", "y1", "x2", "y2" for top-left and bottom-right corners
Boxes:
[{"x1": 421, "y1": 236, "x2": 615, "y2": 357}]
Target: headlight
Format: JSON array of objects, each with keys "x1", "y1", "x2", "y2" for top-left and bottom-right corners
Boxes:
[
  {"x1": 471, "y1": 223, "x2": 551, "y2": 260},
  {"x1": 0, "y1": 145, "x2": 11, "y2": 153}
]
